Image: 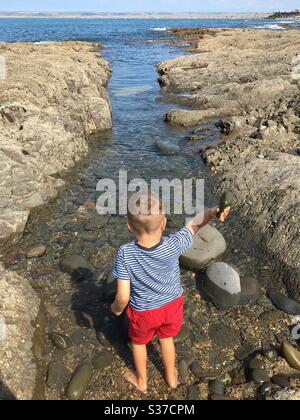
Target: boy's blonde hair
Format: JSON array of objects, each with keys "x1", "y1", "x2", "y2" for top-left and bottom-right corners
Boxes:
[{"x1": 128, "y1": 192, "x2": 165, "y2": 235}]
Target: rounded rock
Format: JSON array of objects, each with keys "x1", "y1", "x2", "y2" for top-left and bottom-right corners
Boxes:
[
  {"x1": 208, "y1": 380, "x2": 225, "y2": 396},
  {"x1": 66, "y1": 362, "x2": 94, "y2": 401},
  {"x1": 155, "y1": 140, "x2": 180, "y2": 155}
]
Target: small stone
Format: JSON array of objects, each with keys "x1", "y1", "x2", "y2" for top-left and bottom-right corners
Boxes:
[
  {"x1": 282, "y1": 342, "x2": 300, "y2": 370},
  {"x1": 229, "y1": 367, "x2": 247, "y2": 385},
  {"x1": 3, "y1": 250, "x2": 18, "y2": 266},
  {"x1": 50, "y1": 332, "x2": 72, "y2": 350},
  {"x1": 271, "y1": 374, "x2": 289, "y2": 389},
  {"x1": 174, "y1": 326, "x2": 190, "y2": 345},
  {"x1": 208, "y1": 380, "x2": 225, "y2": 396},
  {"x1": 190, "y1": 361, "x2": 203, "y2": 380},
  {"x1": 258, "y1": 382, "x2": 272, "y2": 394},
  {"x1": 92, "y1": 350, "x2": 114, "y2": 370},
  {"x1": 264, "y1": 349, "x2": 278, "y2": 363},
  {"x1": 249, "y1": 357, "x2": 266, "y2": 370},
  {"x1": 251, "y1": 369, "x2": 269, "y2": 384},
  {"x1": 83, "y1": 199, "x2": 96, "y2": 210},
  {"x1": 27, "y1": 245, "x2": 46, "y2": 259},
  {"x1": 178, "y1": 359, "x2": 189, "y2": 384}
]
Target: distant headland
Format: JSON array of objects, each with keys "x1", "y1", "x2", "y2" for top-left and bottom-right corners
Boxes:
[{"x1": 0, "y1": 11, "x2": 271, "y2": 19}]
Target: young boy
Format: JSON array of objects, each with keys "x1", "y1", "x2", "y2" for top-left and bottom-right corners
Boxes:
[{"x1": 111, "y1": 192, "x2": 230, "y2": 393}]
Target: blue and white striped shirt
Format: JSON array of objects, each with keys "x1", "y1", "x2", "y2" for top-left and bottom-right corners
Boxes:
[{"x1": 112, "y1": 227, "x2": 193, "y2": 311}]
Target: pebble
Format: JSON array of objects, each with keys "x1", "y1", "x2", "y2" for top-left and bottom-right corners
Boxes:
[
  {"x1": 178, "y1": 359, "x2": 189, "y2": 384},
  {"x1": 174, "y1": 326, "x2": 190, "y2": 345},
  {"x1": 264, "y1": 349, "x2": 278, "y2": 363},
  {"x1": 3, "y1": 250, "x2": 18, "y2": 266},
  {"x1": 267, "y1": 289, "x2": 300, "y2": 315},
  {"x1": 258, "y1": 382, "x2": 272, "y2": 394},
  {"x1": 251, "y1": 369, "x2": 270, "y2": 384},
  {"x1": 27, "y1": 245, "x2": 47, "y2": 259},
  {"x1": 92, "y1": 350, "x2": 114, "y2": 370},
  {"x1": 190, "y1": 361, "x2": 203, "y2": 380},
  {"x1": 66, "y1": 362, "x2": 94, "y2": 401},
  {"x1": 50, "y1": 332, "x2": 72, "y2": 350},
  {"x1": 208, "y1": 380, "x2": 225, "y2": 396},
  {"x1": 281, "y1": 342, "x2": 300, "y2": 370},
  {"x1": 248, "y1": 357, "x2": 266, "y2": 370},
  {"x1": 271, "y1": 374, "x2": 289, "y2": 389},
  {"x1": 47, "y1": 359, "x2": 71, "y2": 390},
  {"x1": 229, "y1": 367, "x2": 247, "y2": 385}
]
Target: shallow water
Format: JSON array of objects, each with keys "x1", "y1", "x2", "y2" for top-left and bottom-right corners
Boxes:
[{"x1": 0, "y1": 18, "x2": 284, "y2": 400}]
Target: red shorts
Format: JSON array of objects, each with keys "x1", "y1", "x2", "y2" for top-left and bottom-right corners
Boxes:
[{"x1": 126, "y1": 295, "x2": 184, "y2": 345}]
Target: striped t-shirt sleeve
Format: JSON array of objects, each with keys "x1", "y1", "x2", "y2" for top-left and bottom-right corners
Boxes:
[
  {"x1": 168, "y1": 226, "x2": 193, "y2": 255},
  {"x1": 112, "y1": 247, "x2": 131, "y2": 280}
]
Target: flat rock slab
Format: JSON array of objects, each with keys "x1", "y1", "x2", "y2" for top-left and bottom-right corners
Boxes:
[{"x1": 180, "y1": 225, "x2": 227, "y2": 270}]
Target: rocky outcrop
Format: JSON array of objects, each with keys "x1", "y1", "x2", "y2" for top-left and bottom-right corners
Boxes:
[
  {"x1": 158, "y1": 28, "x2": 300, "y2": 127},
  {"x1": 0, "y1": 41, "x2": 112, "y2": 245},
  {"x1": 267, "y1": 10, "x2": 300, "y2": 19},
  {"x1": 0, "y1": 264, "x2": 40, "y2": 400},
  {"x1": 159, "y1": 28, "x2": 300, "y2": 300}
]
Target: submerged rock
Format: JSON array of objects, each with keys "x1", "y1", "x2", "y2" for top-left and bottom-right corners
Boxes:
[
  {"x1": 180, "y1": 225, "x2": 227, "y2": 271},
  {"x1": 271, "y1": 374, "x2": 289, "y2": 389},
  {"x1": 155, "y1": 140, "x2": 180, "y2": 155},
  {"x1": 66, "y1": 362, "x2": 94, "y2": 401},
  {"x1": 267, "y1": 289, "x2": 300, "y2": 315},
  {"x1": 61, "y1": 255, "x2": 94, "y2": 281},
  {"x1": 251, "y1": 369, "x2": 269, "y2": 384}
]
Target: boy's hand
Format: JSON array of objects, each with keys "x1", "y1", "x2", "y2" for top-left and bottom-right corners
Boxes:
[
  {"x1": 216, "y1": 206, "x2": 231, "y2": 222},
  {"x1": 111, "y1": 302, "x2": 123, "y2": 317}
]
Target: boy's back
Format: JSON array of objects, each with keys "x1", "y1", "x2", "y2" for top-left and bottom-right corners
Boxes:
[{"x1": 113, "y1": 226, "x2": 193, "y2": 311}]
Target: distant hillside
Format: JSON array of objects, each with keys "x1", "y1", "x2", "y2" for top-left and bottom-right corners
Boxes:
[{"x1": 268, "y1": 10, "x2": 300, "y2": 19}]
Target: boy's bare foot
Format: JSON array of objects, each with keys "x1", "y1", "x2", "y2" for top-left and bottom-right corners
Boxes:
[
  {"x1": 165, "y1": 367, "x2": 178, "y2": 389},
  {"x1": 124, "y1": 368, "x2": 147, "y2": 393}
]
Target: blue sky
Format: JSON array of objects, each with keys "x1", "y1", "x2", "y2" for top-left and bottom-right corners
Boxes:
[{"x1": 0, "y1": 1, "x2": 299, "y2": 13}]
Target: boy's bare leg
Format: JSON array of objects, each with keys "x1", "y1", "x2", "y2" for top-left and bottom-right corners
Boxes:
[
  {"x1": 159, "y1": 337, "x2": 178, "y2": 389},
  {"x1": 125, "y1": 342, "x2": 148, "y2": 393}
]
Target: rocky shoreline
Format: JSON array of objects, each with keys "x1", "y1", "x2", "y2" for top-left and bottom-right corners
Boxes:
[
  {"x1": 0, "y1": 41, "x2": 112, "y2": 400},
  {"x1": 0, "y1": 41, "x2": 112, "y2": 246},
  {"x1": 158, "y1": 27, "x2": 300, "y2": 298}
]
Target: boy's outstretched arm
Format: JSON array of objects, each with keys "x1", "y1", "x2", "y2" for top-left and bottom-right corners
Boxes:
[
  {"x1": 111, "y1": 279, "x2": 130, "y2": 316},
  {"x1": 186, "y1": 206, "x2": 231, "y2": 237}
]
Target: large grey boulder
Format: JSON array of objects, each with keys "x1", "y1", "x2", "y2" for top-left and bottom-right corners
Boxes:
[
  {"x1": 199, "y1": 262, "x2": 261, "y2": 309},
  {"x1": 180, "y1": 225, "x2": 227, "y2": 270},
  {"x1": 0, "y1": 264, "x2": 40, "y2": 400}
]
